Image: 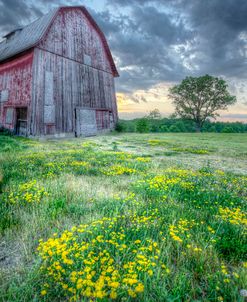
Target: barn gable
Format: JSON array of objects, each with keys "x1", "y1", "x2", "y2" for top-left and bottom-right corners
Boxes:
[{"x1": 0, "y1": 7, "x2": 118, "y2": 77}]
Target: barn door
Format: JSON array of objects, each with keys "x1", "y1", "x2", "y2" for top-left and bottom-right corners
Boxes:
[
  {"x1": 75, "y1": 108, "x2": 97, "y2": 137},
  {"x1": 15, "y1": 107, "x2": 28, "y2": 136}
]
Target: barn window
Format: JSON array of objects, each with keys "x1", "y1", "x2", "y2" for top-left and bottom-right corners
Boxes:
[
  {"x1": 45, "y1": 71, "x2": 54, "y2": 105},
  {"x1": 44, "y1": 71, "x2": 55, "y2": 125},
  {"x1": 84, "y1": 54, "x2": 92, "y2": 66},
  {"x1": 44, "y1": 105, "x2": 55, "y2": 124},
  {"x1": 0, "y1": 90, "x2": 9, "y2": 102},
  {"x1": 5, "y1": 107, "x2": 13, "y2": 124}
]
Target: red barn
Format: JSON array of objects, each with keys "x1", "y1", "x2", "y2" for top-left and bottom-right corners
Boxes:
[{"x1": 0, "y1": 6, "x2": 119, "y2": 137}]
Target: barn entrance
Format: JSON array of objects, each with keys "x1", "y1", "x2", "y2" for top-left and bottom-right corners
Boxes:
[
  {"x1": 75, "y1": 108, "x2": 97, "y2": 137},
  {"x1": 15, "y1": 107, "x2": 28, "y2": 136},
  {"x1": 75, "y1": 108, "x2": 112, "y2": 137}
]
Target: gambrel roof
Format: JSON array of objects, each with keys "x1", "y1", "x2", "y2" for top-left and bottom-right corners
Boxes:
[
  {"x1": 0, "y1": 8, "x2": 57, "y2": 63},
  {"x1": 0, "y1": 6, "x2": 119, "y2": 77}
]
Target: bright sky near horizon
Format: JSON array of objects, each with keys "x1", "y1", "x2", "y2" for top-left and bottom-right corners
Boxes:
[{"x1": 0, "y1": 0, "x2": 246, "y2": 121}]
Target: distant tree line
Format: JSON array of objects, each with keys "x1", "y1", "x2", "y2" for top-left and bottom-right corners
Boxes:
[
  {"x1": 116, "y1": 113, "x2": 247, "y2": 133},
  {"x1": 116, "y1": 75, "x2": 245, "y2": 134}
]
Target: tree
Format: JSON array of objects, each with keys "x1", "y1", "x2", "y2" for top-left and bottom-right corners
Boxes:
[
  {"x1": 169, "y1": 125, "x2": 180, "y2": 132},
  {"x1": 169, "y1": 75, "x2": 236, "y2": 132},
  {"x1": 173, "y1": 121, "x2": 187, "y2": 132},
  {"x1": 136, "y1": 118, "x2": 149, "y2": 133},
  {"x1": 115, "y1": 121, "x2": 126, "y2": 132},
  {"x1": 146, "y1": 109, "x2": 162, "y2": 120}
]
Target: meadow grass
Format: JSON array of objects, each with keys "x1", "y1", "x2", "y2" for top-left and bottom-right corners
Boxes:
[{"x1": 0, "y1": 133, "x2": 246, "y2": 301}]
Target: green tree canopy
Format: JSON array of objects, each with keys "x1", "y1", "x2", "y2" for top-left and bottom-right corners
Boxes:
[
  {"x1": 146, "y1": 109, "x2": 162, "y2": 120},
  {"x1": 136, "y1": 118, "x2": 149, "y2": 133},
  {"x1": 169, "y1": 75, "x2": 236, "y2": 132}
]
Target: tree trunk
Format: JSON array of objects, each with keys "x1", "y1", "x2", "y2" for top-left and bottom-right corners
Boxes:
[{"x1": 195, "y1": 122, "x2": 201, "y2": 133}]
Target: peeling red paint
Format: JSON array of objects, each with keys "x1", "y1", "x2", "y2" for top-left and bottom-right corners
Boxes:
[{"x1": 0, "y1": 51, "x2": 33, "y2": 130}]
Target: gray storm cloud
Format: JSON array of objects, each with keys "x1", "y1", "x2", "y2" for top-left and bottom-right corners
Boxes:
[{"x1": 0, "y1": 0, "x2": 246, "y2": 99}]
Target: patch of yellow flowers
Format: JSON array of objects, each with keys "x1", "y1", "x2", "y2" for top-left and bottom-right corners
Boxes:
[
  {"x1": 101, "y1": 164, "x2": 137, "y2": 176},
  {"x1": 136, "y1": 170, "x2": 195, "y2": 195},
  {"x1": 8, "y1": 180, "x2": 48, "y2": 204},
  {"x1": 147, "y1": 139, "x2": 166, "y2": 146},
  {"x1": 70, "y1": 161, "x2": 91, "y2": 168},
  {"x1": 218, "y1": 207, "x2": 247, "y2": 226},
  {"x1": 37, "y1": 213, "x2": 169, "y2": 301},
  {"x1": 172, "y1": 147, "x2": 209, "y2": 154},
  {"x1": 169, "y1": 219, "x2": 196, "y2": 243},
  {"x1": 135, "y1": 157, "x2": 151, "y2": 163}
]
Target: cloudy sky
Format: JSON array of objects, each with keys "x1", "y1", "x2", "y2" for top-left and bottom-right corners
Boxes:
[{"x1": 0, "y1": 0, "x2": 247, "y2": 120}]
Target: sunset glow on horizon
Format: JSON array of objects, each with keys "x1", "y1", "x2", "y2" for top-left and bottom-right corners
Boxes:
[{"x1": 0, "y1": 0, "x2": 246, "y2": 122}]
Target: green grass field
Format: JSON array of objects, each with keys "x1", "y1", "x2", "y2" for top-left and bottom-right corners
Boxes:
[{"x1": 0, "y1": 133, "x2": 246, "y2": 301}]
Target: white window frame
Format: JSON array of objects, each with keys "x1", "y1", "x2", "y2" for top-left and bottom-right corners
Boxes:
[
  {"x1": 0, "y1": 89, "x2": 9, "y2": 103},
  {"x1": 5, "y1": 107, "x2": 13, "y2": 124}
]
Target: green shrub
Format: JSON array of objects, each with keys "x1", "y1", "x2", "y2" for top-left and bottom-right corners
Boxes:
[
  {"x1": 0, "y1": 126, "x2": 14, "y2": 136},
  {"x1": 136, "y1": 118, "x2": 150, "y2": 133},
  {"x1": 159, "y1": 125, "x2": 169, "y2": 132},
  {"x1": 115, "y1": 122, "x2": 126, "y2": 132},
  {"x1": 222, "y1": 126, "x2": 234, "y2": 133},
  {"x1": 169, "y1": 125, "x2": 180, "y2": 132}
]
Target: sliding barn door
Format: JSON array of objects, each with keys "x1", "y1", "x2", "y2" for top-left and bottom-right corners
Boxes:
[{"x1": 75, "y1": 108, "x2": 97, "y2": 137}]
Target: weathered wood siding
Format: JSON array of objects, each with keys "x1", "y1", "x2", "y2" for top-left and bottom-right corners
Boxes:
[
  {"x1": 39, "y1": 8, "x2": 112, "y2": 74},
  {"x1": 0, "y1": 52, "x2": 33, "y2": 132},
  {"x1": 31, "y1": 48, "x2": 117, "y2": 135},
  {"x1": 31, "y1": 7, "x2": 118, "y2": 136}
]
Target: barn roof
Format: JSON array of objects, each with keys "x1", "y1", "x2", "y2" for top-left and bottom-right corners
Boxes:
[
  {"x1": 0, "y1": 9, "x2": 57, "y2": 62},
  {"x1": 0, "y1": 6, "x2": 119, "y2": 77}
]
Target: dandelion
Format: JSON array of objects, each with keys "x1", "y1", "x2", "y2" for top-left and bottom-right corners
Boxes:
[
  {"x1": 135, "y1": 283, "x2": 144, "y2": 293},
  {"x1": 41, "y1": 290, "x2": 47, "y2": 296}
]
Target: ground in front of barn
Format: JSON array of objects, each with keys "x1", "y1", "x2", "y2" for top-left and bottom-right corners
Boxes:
[{"x1": 0, "y1": 133, "x2": 246, "y2": 301}]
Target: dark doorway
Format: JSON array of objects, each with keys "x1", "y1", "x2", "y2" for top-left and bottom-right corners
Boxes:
[
  {"x1": 74, "y1": 108, "x2": 78, "y2": 137},
  {"x1": 15, "y1": 107, "x2": 28, "y2": 136}
]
